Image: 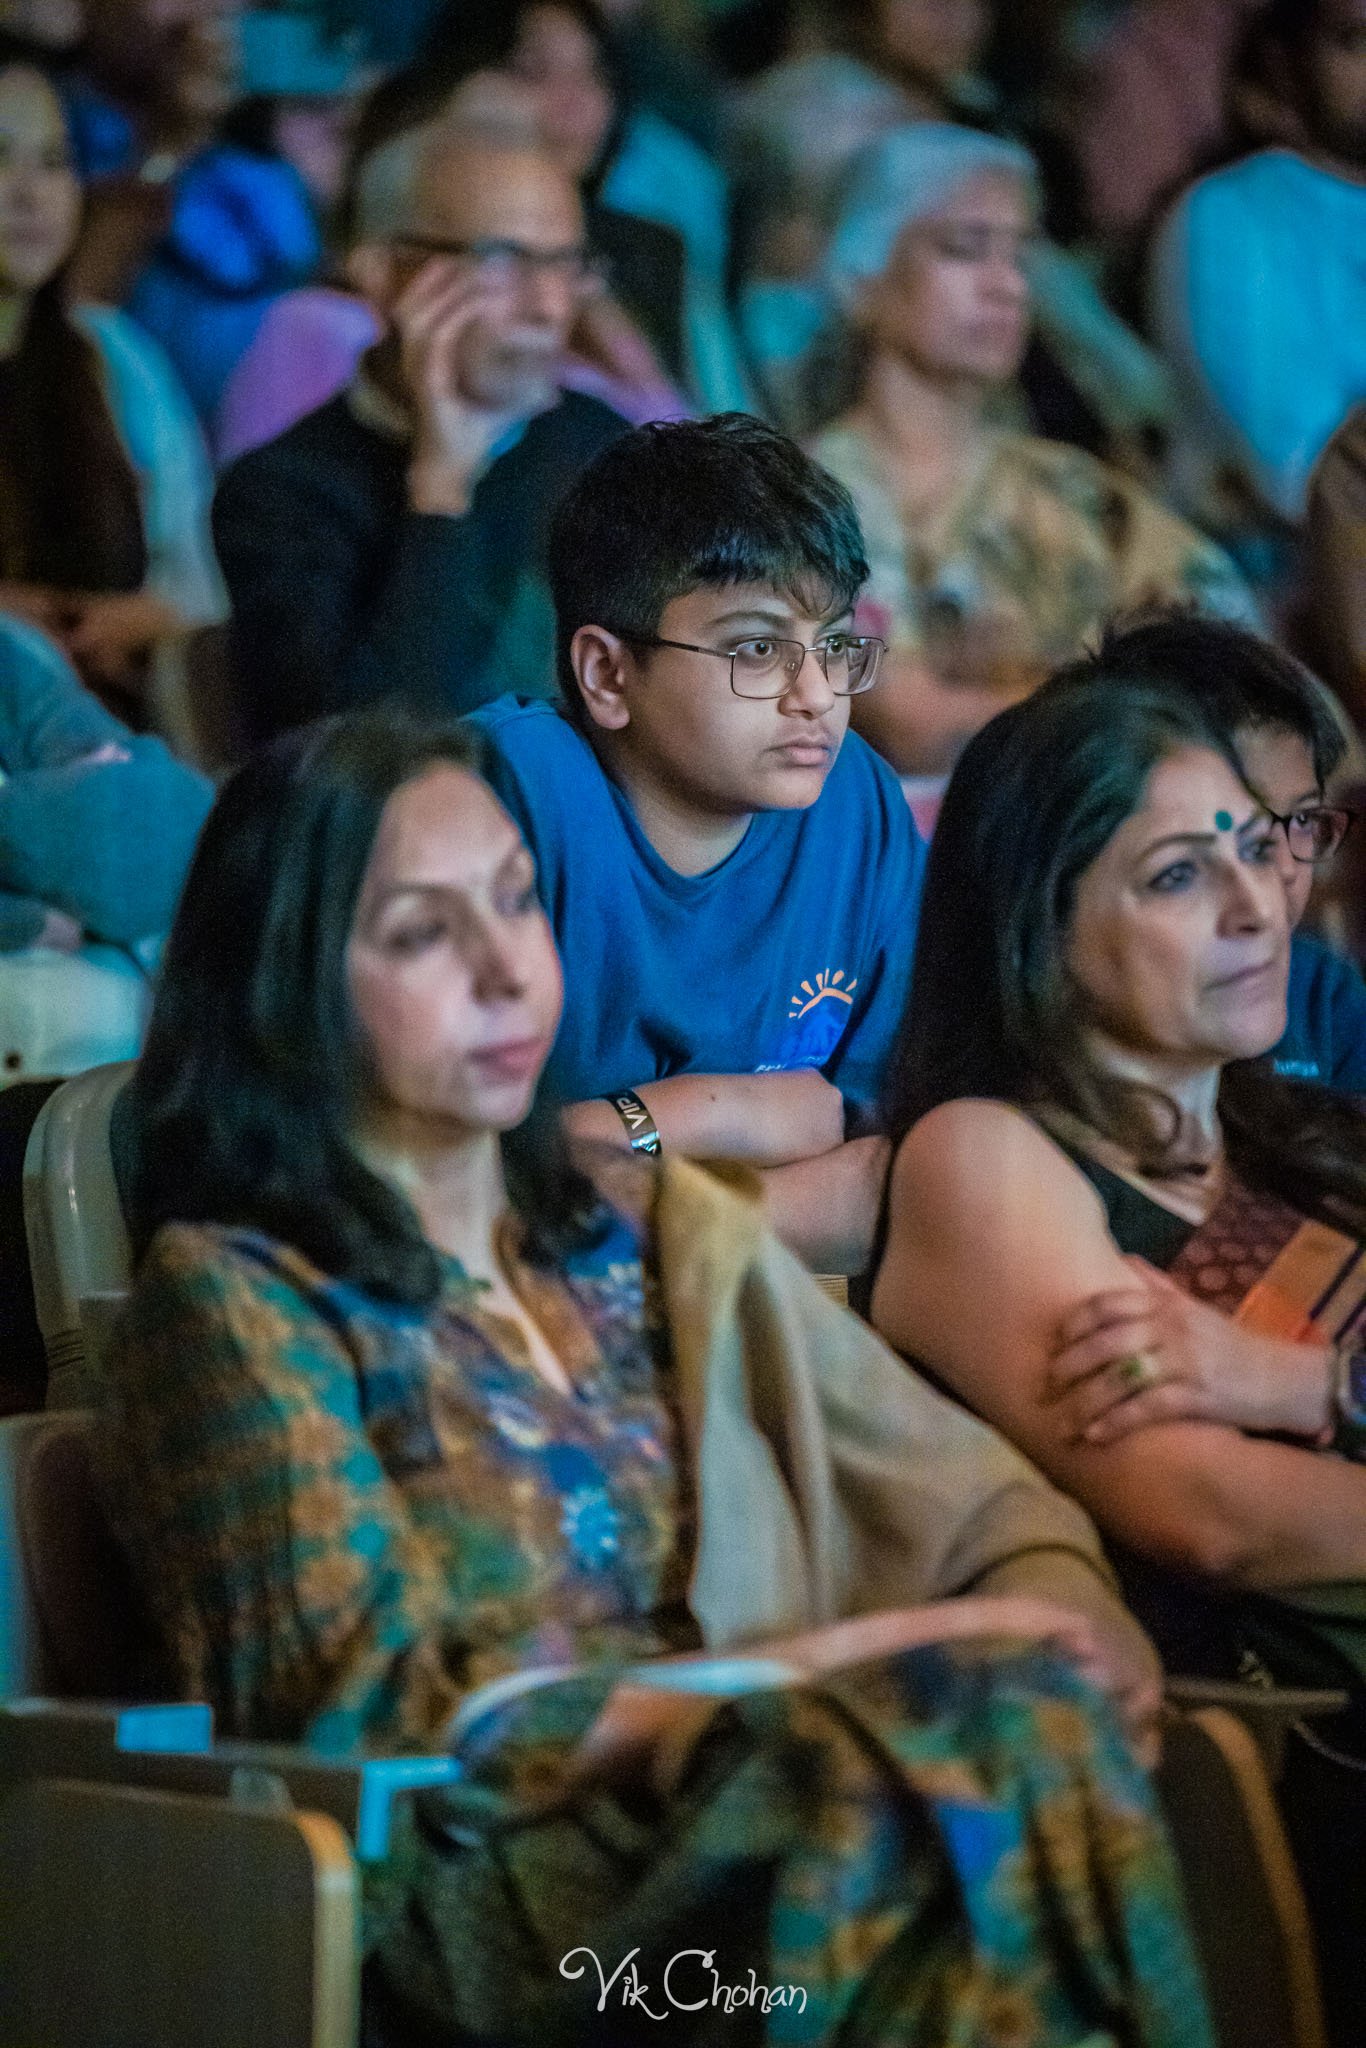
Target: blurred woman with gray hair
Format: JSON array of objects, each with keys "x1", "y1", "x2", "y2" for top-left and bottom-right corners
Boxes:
[{"x1": 807, "y1": 122, "x2": 1257, "y2": 799}]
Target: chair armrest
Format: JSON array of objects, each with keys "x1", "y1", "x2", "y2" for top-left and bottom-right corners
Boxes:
[
  {"x1": 1164, "y1": 1678, "x2": 1352, "y2": 1779},
  {"x1": 0, "y1": 1698, "x2": 459, "y2": 1860}
]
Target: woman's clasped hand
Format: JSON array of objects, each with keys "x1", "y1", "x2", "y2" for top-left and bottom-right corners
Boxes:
[{"x1": 1047, "y1": 1255, "x2": 1336, "y2": 1447}]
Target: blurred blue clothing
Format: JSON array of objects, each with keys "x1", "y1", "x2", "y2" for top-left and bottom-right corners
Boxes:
[
  {"x1": 1152, "y1": 149, "x2": 1366, "y2": 521},
  {"x1": 0, "y1": 615, "x2": 211, "y2": 952},
  {"x1": 126, "y1": 143, "x2": 322, "y2": 424},
  {"x1": 62, "y1": 74, "x2": 139, "y2": 180},
  {"x1": 63, "y1": 67, "x2": 322, "y2": 423},
  {"x1": 468, "y1": 695, "x2": 927, "y2": 1130},
  {"x1": 73, "y1": 305, "x2": 227, "y2": 629},
  {"x1": 64, "y1": 79, "x2": 325, "y2": 428},
  {"x1": 1274, "y1": 932, "x2": 1366, "y2": 1093},
  {"x1": 603, "y1": 110, "x2": 753, "y2": 414}
]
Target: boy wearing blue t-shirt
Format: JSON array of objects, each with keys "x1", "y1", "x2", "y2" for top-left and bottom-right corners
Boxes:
[
  {"x1": 469, "y1": 415, "x2": 927, "y2": 1260},
  {"x1": 1058, "y1": 615, "x2": 1366, "y2": 1092}
]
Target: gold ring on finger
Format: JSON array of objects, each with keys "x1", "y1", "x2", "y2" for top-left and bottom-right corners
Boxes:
[{"x1": 1115, "y1": 1351, "x2": 1159, "y2": 1393}]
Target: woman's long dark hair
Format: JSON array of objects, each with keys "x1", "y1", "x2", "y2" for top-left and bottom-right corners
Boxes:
[
  {"x1": 0, "y1": 53, "x2": 147, "y2": 593},
  {"x1": 126, "y1": 711, "x2": 609, "y2": 1304},
  {"x1": 884, "y1": 674, "x2": 1366, "y2": 1245}
]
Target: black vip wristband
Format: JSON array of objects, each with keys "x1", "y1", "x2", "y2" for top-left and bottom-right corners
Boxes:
[{"x1": 606, "y1": 1089, "x2": 661, "y2": 1155}]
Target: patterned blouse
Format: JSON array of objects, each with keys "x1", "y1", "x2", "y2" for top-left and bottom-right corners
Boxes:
[
  {"x1": 93, "y1": 1203, "x2": 699, "y2": 1753},
  {"x1": 810, "y1": 418, "x2": 1258, "y2": 688}
]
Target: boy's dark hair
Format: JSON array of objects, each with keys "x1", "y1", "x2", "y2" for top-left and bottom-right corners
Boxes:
[
  {"x1": 126, "y1": 711, "x2": 607, "y2": 1305},
  {"x1": 547, "y1": 413, "x2": 870, "y2": 728},
  {"x1": 1047, "y1": 612, "x2": 1351, "y2": 791}
]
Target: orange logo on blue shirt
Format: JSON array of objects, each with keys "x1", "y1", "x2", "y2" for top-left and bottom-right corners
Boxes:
[
  {"x1": 788, "y1": 969, "x2": 858, "y2": 1019},
  {"x1": 776, "y1": 968, "x2": 860, "y2": 1068}
]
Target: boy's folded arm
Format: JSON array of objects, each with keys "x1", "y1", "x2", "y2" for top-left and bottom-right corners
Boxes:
[
  {"x1": 757, "y1": 1136, "x2": 890, "y2": 1274},
  {"x1": 563, "y1": 1069, "x2": 846, "y2": 1166}
]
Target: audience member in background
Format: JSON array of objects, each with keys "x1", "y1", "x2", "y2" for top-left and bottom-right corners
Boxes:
[
  {"x1": 735, "y1": 1, "x2": 1174, "y2": 457},
  {"x1": 0, "y1": 48, "x2": 224, "y2": 716},
  {"x1": 352, "y1": 0, "x2": 752, "y2": 414},
  {"x1": 871, "y1": 671, "x2": 1366, "y2": 2039},
  {"x1": 1150, "y1": 0, "x2": 1366, "y2": 525},
  {"x1": 1078, "y1": 614, "x2": 1366, "y2": 1095},
  {"x1": 215, "y1": 64, "x2": 683, "y2": 471},
  {"x1": 805, "y1": 125, "x2": 1253, "y2": 791},
  {"x1": 0, "y1": 0, "x2": 80, "y2": 56},
  {"x1": 1072, "y1": 0, "x2": 1264, "y2": 246},
  {"x1": 95, "y1": 708, "x2": 1202, "y2": 2048},
  {"x1": 61, "y1": 0, "x2": 321, "y2": 426},
  {"x1": 594, "y1": 0, "x2": 724, "y2": 153},
  {"x1": 728, "y1": 48, "x2": 911, "y2": 413},
  {"x1": 838, "y1": 0, "x2": 999, "y2": 123},
  {"x1": 229, "y1": 6, "x2": 371, "y2": 222},
  {"x1": 0, "y1": 612, "x2": 210, "y2": 1080},
  {"x1": 214, "y1": 124, "x2": 627, "y2": 744},
  {"x1": 470, "y1": 415, "x2": 925, "y2": 1276},
  {"x1": 1308, "y1": 402, "x2": 1366, "y2": 731}
]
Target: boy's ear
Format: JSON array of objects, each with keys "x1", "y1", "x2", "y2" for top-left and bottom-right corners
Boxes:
[{"x1": 571, "y1": 625, "x2": 634, "y2": 732}]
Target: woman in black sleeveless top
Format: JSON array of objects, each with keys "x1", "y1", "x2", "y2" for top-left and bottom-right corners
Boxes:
[{"x1": 871, "y1": 665, "x2": 1366, "y2": 1697}]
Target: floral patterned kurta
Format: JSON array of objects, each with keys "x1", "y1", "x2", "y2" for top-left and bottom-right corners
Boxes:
[
  {"x1": 95, "y1": 1202, "x2": 1215, "y2": 2048},
  {"x1": 94, "y1": 1205, "x2": 696, "y2": 1752},
  {"x1": 811, "y1": 419, "x2": 1258, "y2": 693}
]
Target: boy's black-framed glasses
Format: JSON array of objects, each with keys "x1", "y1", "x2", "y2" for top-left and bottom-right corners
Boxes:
[
  {"x1": 1265, "y1": 802, "x2": 1359, "y2": 864},
  {"x1": 621, "y1": 632, "x2": 887, "y2": 698}
]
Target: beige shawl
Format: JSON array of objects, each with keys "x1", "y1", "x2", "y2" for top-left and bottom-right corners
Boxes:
[{"x1": 646, "y1": 1153, "x2": 1144, "y2": 1657}]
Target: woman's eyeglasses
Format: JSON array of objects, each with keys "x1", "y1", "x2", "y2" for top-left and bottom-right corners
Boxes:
[{"x1": 1266, "y1": 803, "x2": 1359, "y2": 865}]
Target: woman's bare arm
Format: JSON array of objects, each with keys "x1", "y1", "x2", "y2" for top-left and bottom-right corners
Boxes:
[{"x1": 871, "y1": 1099, "x2": 1366, "y2": 1589}]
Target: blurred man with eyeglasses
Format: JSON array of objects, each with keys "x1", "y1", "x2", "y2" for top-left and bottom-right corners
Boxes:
[
  {"x1": 1053, "y1": 614, "x2": 1366, "y2": 1095},
  {"x1": 469, "y1": 416, "x2": 929, "y2": 1274},
  {"x1": 214, "y1": 120, "x2": 629, "y2": 742}
]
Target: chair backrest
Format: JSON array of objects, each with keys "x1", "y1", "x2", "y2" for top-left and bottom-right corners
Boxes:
[
  {"x1": 22, "y1": 1062, "x2": 135, "y2": 1408},
  {"x1": 0, "y1": 1777, "x2": 360, "y2": 2048},
  {"x1": 0, "y1": 1410, "x2": 155, "y2": 1702},
  {"x1": 1159, "y1": 1705, "x2": 1327, "y2": 2048}
]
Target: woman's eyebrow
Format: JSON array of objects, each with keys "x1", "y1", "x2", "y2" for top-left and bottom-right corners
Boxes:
[
  {"x1": 493, "y1": 844, "x2": 535, "y2": 882},
  {"x1": 1138, "y1": 809, "x2": 1266, "y2": 858},
  {"x1": 368, "y1": 843, "x2": 531, "y2": 906},
  {"x1": 365, "y1": 881, "x2": 449, "y2": 911},
  {"x1": 1137, "y1": 832, "x2": 1216, "y2": 860}
]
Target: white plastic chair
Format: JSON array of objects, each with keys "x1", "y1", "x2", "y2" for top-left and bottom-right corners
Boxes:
[{"x1": 21, "y1": 1061, "x2": 134, "y2": 1407}]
